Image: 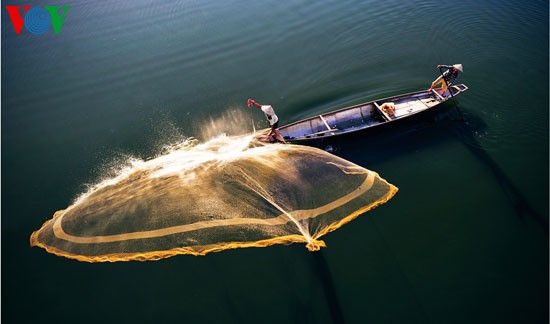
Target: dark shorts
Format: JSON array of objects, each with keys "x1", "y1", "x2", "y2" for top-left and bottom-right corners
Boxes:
[{"x1": 271, "y1": 121, "x2": 279, "y2": 130}]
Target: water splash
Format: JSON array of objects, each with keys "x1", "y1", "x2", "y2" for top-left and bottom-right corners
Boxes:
[{"x1": 198, "y1": 108, "x2": 258, "y2": 141}]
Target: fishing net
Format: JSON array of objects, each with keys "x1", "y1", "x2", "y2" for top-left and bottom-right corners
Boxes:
[{"x1": 30, "y1": 134, "x2": 397, "y2": 262}]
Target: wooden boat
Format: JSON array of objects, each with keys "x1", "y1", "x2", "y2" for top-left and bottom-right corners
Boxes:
[{"x1": 278, "y1": 84, "x2": 468, "y2": 143}]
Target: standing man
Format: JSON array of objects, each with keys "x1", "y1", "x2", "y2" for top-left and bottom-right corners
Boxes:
[
  {"x1": 428, "y1": 64, "x2": 463, "y2": 96},
  {"x1": 247, "y1": 99, "x2": 286, "y2": 143}
]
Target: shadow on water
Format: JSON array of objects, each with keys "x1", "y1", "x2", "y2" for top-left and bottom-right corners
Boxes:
[
  {"x1": 308, "y1": 251, "x2": 347, "y2": 324},
  {"x1": 451, "y1": 114, "x2": 548, "y2": 236},
  {"x1": 288, "y1": 104, "x2": 547, "y2": 323}
]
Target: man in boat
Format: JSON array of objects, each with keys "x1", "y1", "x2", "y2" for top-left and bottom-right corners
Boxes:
[
  {"x1": 428, "y1": 64, "x2": 463, "y2": 96},
  {"x1": 247, "y1": 98, "x2": 287, "y2": 143},
  {"x1": 379, "y1": 102, "x2": 396, "y2": 116}
]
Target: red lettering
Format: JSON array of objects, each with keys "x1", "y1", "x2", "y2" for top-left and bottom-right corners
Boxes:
[{"x1": 5, "y1": 6, "x2": 31, "y2": 34}]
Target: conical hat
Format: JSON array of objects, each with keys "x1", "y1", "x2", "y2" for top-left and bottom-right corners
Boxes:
[{"x1": 453, "y1": 64, "x2": 463, "y2": 72}]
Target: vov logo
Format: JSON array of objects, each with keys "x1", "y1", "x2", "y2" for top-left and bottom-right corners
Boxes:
[{"x1": 5, "y1": 5, "x2": 70, "y2": 35}]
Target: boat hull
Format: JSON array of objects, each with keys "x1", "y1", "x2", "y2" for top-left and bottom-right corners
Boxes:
[{"x1": 278, "y1": 84, "x2": 468, "y2": 145}]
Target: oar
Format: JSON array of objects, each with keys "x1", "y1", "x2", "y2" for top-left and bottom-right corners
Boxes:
[{"x1": 439, "y1": 66, "x2": 465, "y2": 121}]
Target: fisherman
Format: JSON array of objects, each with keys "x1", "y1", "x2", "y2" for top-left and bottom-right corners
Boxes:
[
  {"x1": 247, "y1": 98, "x2": 286, "y2": 143},
  {"x1": 379, "y1": 102, "x2": 396, "y2": 116},
  {"x1": 428, "y1": 64, "x2": 463, "y2": 96}
]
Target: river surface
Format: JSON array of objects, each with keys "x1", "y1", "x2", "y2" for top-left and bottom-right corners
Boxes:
[{"x1": 2, "y1": 0, "x2": 548, "y2": 323}]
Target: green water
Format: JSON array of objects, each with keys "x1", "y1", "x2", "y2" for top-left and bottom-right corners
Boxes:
[{"x1": 2, "y1": 0, "x2": 548, "y2": 323}]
